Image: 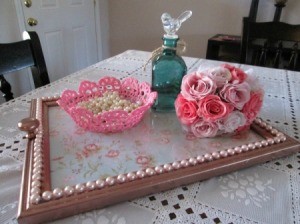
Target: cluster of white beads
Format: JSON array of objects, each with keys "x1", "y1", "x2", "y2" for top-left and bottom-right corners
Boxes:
[{"x1": 78, "y1": 91, "x2": 142, "y2": 114}]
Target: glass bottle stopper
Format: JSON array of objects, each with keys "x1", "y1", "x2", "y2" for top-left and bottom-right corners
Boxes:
[{"x1": 161, "y1": 10, "x2": 192, "y2": 38}]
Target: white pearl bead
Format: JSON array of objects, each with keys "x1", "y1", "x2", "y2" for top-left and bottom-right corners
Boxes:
[
  {"x1": 188, "y1": 158, "x2": 197, "y2": 165},
  {"x1": 254, "y1": 118, "x2": 261, "y2": 124},
  {"x1": 75, "y1": 183, "x2": 86, "y2": 193},
  {"x1": 30, "y1": 194, "x2": 41, "y2": 204},
  {"x1": 33, "y1": 167, "x2": 42, "y2": 175},
  {"x1": 261, "y1": 140, "x2": 268, "y2": 146},
  {"x1": 271, "y1": 129, "x2": 279, "y2": 135},
  {"x1": 196, "y1": 156, "x2": 205, "y2": 163},
  {"x1": 33, "y1": 141, "x2": 42, "y2": 146},
  {"x1": 234, "y1": 147, "x2": 242, "y2": 153},
  {"x1": 78, "y1": 90, "x2": 143, "y2": 115},
  {"x1": 279, "y1": 135, "x2": 286, "y2": 141},
  {"x1": 180, "y1": 159, "x2": 189, "y2": 167},
  {"x1": 241, "y1": 145, "x2": 249, "y2": 152},
  {"x1": 267, "y1": 138, "x2": 275, "y2": 145},
  {"x1": 172, "y1": 161, "x2": 181, "y2": 169},
  {"x1": 96, "y1": 179, "x2": 105, "y2": 188},
  {"x1": 212, "y1": 152, "x2": 220, "y2": 159},
  {"x1": 127, "y1": 172, "x2": 137, "y2": 181},
  {"x1": 274, "y1": 137, "x2": 281, "y2": 143},
  {"x1": 154, "y1": 166, "x2": 164, "y2": 174},
  {"x1": 117, "y1": 174, "x2": 127, "y2": 183},
  {"x1": 220, "y1": 150, "x2": 228, "y2": 157},
  {"x1": 32, "y1": 180, "x2": 41, "y2": 187},
  {"x1": 260, "y1": 122, "x2": 267, "y2": 128},
  {"x1": 34, "y1": 146, "x2": 42, "y2": 152},
  {"x1": 42, "y1": 191, "x2": 53, "y2": 201},
  {"x1": 32, "y1": 173, "x2": 42, "y2": 181},
  {"x1": 53, "y1": 188, "x2": 63, "y2": 198},
  {"x1": 276, "y1": 132, "x2": 284, "y2": 137},
  {"x1": 33, "y1": 161, "x2": 43, "y2": 169},
  {"x1": 34, "y1": 138, "x2": 41, "y2": 144},
  {"x1": 248, "y1": 143, "x2": 255, "y2": 150},
  {"x1": 33, "y1": 155, "x2": 43, "y2": 162},
  {"x1": 266, "y1": 125, "x2": 273, "y2": 131},
  {"x1": 136, "y1": 170, "x2": 146, "y2": 178},
  {"x1": 163, "y1": 164, "x2": 173, "y2": 172},
  {"x1": 255, "y1": 142, "x2": 262, "y2": 148},
  {"x1": 145, "y1": 168, "x2": 155, "y2": 176},
  {"x1": 105, "y1": 177, "x2": 115, "y2": 186},
  {"x1": 31, "y1": 186, "x2": 41, "y2": 195},
  {"x1": 64, "y1": 186, "x2": 75, "y2": 196},
  {"x1": 204, "y1": 153, "x2": 213, "y2": 161},
  {"x1": 86, "y1": 181, "x2": 96, "y2": 190},
  {"x1": 34, "y1": 151, "x2": 42, "y2": 158}
]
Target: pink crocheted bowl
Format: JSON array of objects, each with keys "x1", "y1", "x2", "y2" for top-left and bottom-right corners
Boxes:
[{"x1": 57, "y1": 76, "x2": 157, "y2": 133}]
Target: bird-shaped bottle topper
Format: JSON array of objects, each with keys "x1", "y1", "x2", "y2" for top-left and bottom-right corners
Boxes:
[{"x1": 161, "y1": 11, "x2": 192, "y2": 38}]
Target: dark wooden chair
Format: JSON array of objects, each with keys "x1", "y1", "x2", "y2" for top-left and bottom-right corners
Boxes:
[
  {"x1": 0, "y1": 31, "x2": 50, "y2": 102},
  {"x1": 240, "y1": 17, "x2": 300, "y2": 71}
]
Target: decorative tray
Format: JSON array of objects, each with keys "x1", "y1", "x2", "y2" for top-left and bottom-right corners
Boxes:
[{"x1": 17, "y1": 97, "x2": 300, "y2": 224}]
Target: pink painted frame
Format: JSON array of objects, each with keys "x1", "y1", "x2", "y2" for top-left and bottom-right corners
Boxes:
[{"x1": 17, "y1": 98, "x2": 300, "y2": 224}]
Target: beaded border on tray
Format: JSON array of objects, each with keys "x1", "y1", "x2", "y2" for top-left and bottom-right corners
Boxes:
[{"x1": 28, "y1": 96, "x2": 287, "y2": 205}]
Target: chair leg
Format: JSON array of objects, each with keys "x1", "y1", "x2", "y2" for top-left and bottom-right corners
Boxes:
[
  {"x1": 273, "y1": 42, "x2": 282, "y2": 68},
  {"x1": 288, "y1": 43, "x2": 299, "y2": 71},
  {"x1": 0, "y1": 75, "x2": 14, "y2": 102}
]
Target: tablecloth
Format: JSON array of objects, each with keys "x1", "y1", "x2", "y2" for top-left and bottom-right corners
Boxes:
[{"x1": 0, "y1": 50, "x2": 299, "y2": 224}]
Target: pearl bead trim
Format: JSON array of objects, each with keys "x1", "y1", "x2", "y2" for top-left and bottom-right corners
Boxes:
[{"x1": 29, "y1": 99, "x2": 287, "y2": 205}]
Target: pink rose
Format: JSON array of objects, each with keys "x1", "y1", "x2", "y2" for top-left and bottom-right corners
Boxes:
[
  {"x1": 191, "y1": 119, "x2": 219, "y2": 138},
  {"x1": 136, "y1": 155, "x2": 151, "y2": 166},
  {"x1": 159, "y1": 137, "x2": 170, "y2": 144},
  {"x1": 208, "y1": 67, "x2": 232, "y2": 87},
  {"x1": 222, "y1": 64, "x2": 247, "y2": 83},
  {"x1": 105, "y1": 149, "x2": 120, "y2": 158},
  {"x1": 84, "y1": 144, "x2": 98, "y2": 152},
  {"x1": 219, "y1": 82, "x2": 251, "y2": 110},
  {"x1": 218, "y1": 111, "x2": 246, "y2": 133},
  {"x1": 181, "y1": 72, "x2": 217, "y2": 101},
  {"x1": 82, "y1": 143, "x2": 100, "y2": 158},
  {"x1": 175, "y1": 94, "x2": 198, "y2": 125},
  {"x1": 197, "y1": 95, "x2": 233, "y2": 121},
  {"x1": 242, "y1": 91, "x2": 264, "y2": 123}
]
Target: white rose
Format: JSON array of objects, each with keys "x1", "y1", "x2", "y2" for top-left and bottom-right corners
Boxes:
[
  {"x1": 218, "y1": 111, "x2": 246, "y2": 133},
  {"x1": 207, "y1": 67, "x2": 232, "y2": 88}
]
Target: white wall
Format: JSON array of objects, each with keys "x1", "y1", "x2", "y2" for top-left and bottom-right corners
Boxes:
[
  {"x1": 98, "y1": 0, "x2": 110, "y2": 60},
  {"x1": 108, "y1": 0, "x2": 300, "y2": 58},
  {"x1": 1, "y1": 0, "x2": 300, "y2": 102}
]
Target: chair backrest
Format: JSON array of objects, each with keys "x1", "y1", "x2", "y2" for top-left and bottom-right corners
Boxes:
[
  {"x1": 240, "y1": 17, "x2": 300, "y2": 71},
  {"x1": 0, "y1": 31, "x2": 50, "y2": 102}
]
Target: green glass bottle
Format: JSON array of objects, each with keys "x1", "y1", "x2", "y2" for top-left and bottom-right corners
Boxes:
[
  {"x1": 151, "y1": 37, "x2": 187, "y2": 112},
  {"x1": 151, "y1": 10, "x2": 192, "y2": 112}
]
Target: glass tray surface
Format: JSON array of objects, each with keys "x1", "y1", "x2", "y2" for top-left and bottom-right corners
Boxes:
[{"x1": 49, "y1": 106, "x2": 263, "y2": 189}]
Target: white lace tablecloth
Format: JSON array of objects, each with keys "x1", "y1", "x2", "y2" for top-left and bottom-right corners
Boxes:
[{"x1": 1, "y1": 50, "x2": 299, "y2": 224}]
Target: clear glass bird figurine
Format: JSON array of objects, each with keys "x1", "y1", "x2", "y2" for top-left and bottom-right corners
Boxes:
[{"x1": 161, "y1": 11, "x2": 192, "y2": 38}]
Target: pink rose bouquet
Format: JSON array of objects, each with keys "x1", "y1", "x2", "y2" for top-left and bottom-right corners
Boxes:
[{"x1": 175, "y1": 64, "x2": 264, "y2": 138}]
